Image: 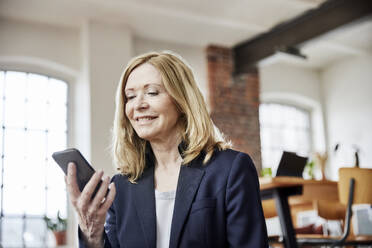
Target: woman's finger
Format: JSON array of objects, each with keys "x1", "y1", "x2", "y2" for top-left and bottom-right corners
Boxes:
[
  {"x1": 100, "y1": 182, "x2": 116, "y2": 212},
  {"x1": 90, "y1": 176, "x2": 110, "y2": 210},
  {"x1": 66, "y1": 163, "x2": 81, "y2": 205},
  {"x1": 80, "y1": 170, "x2": 104, "y2": 204}
]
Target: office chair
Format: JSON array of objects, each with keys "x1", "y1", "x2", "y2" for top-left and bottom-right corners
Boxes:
[{"x1": 297, "y1": 167, "x2": 372, "y2": 247}]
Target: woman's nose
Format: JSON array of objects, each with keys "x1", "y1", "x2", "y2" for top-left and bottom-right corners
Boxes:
[{"x1": 134, "y1": 95, "x2": 149, "y2": 110}]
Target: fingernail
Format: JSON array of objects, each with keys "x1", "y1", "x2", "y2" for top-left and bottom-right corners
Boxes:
[{"x1": 68, "y1": 163, "x2": 74, "y2": 173}]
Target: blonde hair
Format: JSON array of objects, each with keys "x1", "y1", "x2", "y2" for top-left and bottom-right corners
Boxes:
[{"x1": 112, "y1": 51, "x2": 230, "y2": 183}]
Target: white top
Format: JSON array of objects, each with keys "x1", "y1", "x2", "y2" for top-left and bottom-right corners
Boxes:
[{"x1": 155, "y1": 189, "x2": 176, "y2": 248}]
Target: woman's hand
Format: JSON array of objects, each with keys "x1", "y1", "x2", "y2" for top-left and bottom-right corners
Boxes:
[{"x1": 66, "y1": 162, "x2": 116, "y2": 248}]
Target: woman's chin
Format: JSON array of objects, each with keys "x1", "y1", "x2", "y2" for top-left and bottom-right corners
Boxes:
[{"x1": 136, "y1": 132, "x2": 156, "y2": 141}]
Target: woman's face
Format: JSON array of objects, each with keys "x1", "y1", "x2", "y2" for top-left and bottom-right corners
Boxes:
[{"x1": 125, "y1": 63, "x2": 180, "y2": 143}]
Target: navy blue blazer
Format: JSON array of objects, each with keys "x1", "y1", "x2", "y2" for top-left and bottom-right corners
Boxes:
[{"x1": 79, "y1": 148, "x2": 268, "y2": 247}]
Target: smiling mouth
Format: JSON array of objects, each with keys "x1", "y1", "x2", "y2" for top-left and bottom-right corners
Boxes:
[{"x1": 135, "y1": 116, "x2": 158, "y2": 122}]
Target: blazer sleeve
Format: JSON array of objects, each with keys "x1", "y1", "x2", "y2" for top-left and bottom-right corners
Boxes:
[
  {"x1": 78, "y1": 225, "x2": 115, "y2": 248},
  {"x1": 225, "y1": 152, "x2": 269, "y2": 248},
  {"x1": 102, "y1": 196, "x2": 119, "y2": 248}
]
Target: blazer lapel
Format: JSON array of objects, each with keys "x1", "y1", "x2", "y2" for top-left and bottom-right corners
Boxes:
[
  {"x1": 132, "y1": 165, "x2": 156, "y2": 248},
  {"x1": 169, "y1": 162, "x2": 205, "y2": 248}
]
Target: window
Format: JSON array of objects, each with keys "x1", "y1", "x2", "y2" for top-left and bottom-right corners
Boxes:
[
  {"x1": 0, "y1": 71, "x2": 68, "y2": 247},
  {"x1": 259, "y1": 103, "x2": 311, "y2": 175}
]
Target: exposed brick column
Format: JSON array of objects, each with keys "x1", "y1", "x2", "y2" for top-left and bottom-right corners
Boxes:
[{"x1": 206, "y1": 45, "x2": 262, "y2": 172}]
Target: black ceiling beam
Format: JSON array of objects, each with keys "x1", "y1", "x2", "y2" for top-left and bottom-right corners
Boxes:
[{"x1": 233, "y1": 0, "x2": 372, "y2": 74}]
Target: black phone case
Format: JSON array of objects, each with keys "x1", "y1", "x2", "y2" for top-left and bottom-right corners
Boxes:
[{"x1": 52, "y1": 148, "x2": 104, "y2": 197}]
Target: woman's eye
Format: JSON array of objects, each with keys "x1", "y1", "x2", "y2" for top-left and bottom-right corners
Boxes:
[
  {"x1": 126, "y1": 95, "x2": 135, "y2": 100},
  {"x1": 148, "y1": 91, "x2": 158, "y2": 96}
]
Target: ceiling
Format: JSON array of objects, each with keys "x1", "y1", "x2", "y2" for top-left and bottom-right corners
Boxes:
[{"x1": 1, "y1": 0, "x2": 371, "y2": 69}]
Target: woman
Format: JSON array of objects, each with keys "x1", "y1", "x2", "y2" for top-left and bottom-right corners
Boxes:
[{"x1": 66, "y1": 51, "x2": 268, "y2": 248}]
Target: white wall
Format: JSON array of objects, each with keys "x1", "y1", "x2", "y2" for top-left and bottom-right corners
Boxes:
[
  {"x1": 82, "y1": 21, "x2": 132, "y2": 176},
  {"x1": 259, "y1": 62, "x2": 326, "y2": 153},
  {"x1": 0, "y1": 18, "x2": 80, "y2": 72},
  {"x1": 260, "y1": 62, "x2": 322, "y2": 103},
  {"x1": 321, "y1": 55, "x2": 372, "y2": 180}
]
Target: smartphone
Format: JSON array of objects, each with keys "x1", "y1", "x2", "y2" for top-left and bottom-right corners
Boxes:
[{"x1": 52, "y1": 148, "x2": 108, "y2": 198}]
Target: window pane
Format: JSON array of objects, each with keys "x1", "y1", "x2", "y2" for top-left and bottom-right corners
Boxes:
[
  {"x1": 4, "y1": 127, "x2": 26, "y2": 163},
  {"x1": 27, "y1": 73, "x2": 48, "y2": 102},
  {"x1": 24, "y1": 186, "x2": 46, "y2": 216},
  {"x1": 0, "y1": 97, "x2": 3, "y2": 126},
  {"x1": 0, "y1": 71, "x2": 4, "y2": 98},
  {"x1": 297, "y1": 110, "x2": 310, "y2": 128},
  {"x1": 261, "y1": 148, "x2": 270, "y2": 168},
  {"x1": 283, "y1": 128, "x2": 296, "y2": 152},
  {"x1": 3, "y1": 185, "x2": 26, "y2": 215},
  {"x1": 2, "y1": 217, "x2": 24, "y2": 247},
  {"x1": 4, "y1": 71, "x2": 26, "y2": 101},
  {"x1": 259, "y1": 103, "x2": 311, "y2": 171},
  {"x1": 4, "y1": 98, "x2": 25, "y2": 128},
  {"x1": 271, "y1": 128, "x2": 282, "y2": 145},
  {"x1": 26, "y1": 100, "x2": 48, "y2": 130},
  {"x1": 47, "y1": 103, "x2": 67, "y2": 131},
  {"x1": 0, "y1": 172, "x2": 2, "y2": 213},
  {"x1": 0, "y1": 71, "x2": 4, "y2": 124},
  {"x1": 3, "y1": 155, "x2": 27, "y2": 188},
  {"x1": 26, "y1": 130, "x2": 47, "y2": 161},
  {"x1": 46, "y1": 160, "x2": 65, "y2": 190},
  {"x1": 24, "y1": 156, "x2": 46, "y2": 189},
  {"x1": 47, "y1": 131, "x2": 67, "y2": 157},
  {"x1": 260, "y1": 128, "x2": 270, "y2": 150},
  {"x1": 46, "y1": 188, "x2": 67, "y2": 218},
  {"x1": 48, "y1": 78, "x2": 67, "y2": 104},
  {"x1": 24, "y1": 218, "x2": 47, "y2": 247},
  {"x1": 0, "y1": 126, "x2": 3, "y2": 163}
]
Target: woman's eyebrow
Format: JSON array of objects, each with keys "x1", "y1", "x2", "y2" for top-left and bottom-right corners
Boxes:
[
  {"x1": 124, "y1": 88, "x2": 134, "y2": 94},
  {"x1": 125, "y1": 83, "x2": 162, "y2": 92},
  {"x1": 144, "y1": 83, "x2": 162, "y2": 88}
]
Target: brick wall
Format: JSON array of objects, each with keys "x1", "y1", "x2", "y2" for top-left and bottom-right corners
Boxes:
[{"x1": 206, "y1": 45, "x2": 262, "y2": 171}]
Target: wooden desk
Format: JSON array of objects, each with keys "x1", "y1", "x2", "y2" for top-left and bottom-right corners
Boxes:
[
  {"x1": 259, "y1": 177, "x2": 338, "y2": 248},
  {"x1": 289, "y1": 179, "x2": 338, "y2": 226}
]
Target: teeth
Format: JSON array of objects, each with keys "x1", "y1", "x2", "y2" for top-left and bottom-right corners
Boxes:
[{"x1": 137, "y1": 117, "x2": 155, "y2": 121}]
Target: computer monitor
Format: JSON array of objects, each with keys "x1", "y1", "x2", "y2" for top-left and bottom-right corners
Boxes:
[{"x1": 276, "y1": 151, "x2": 308, "y2": 177}]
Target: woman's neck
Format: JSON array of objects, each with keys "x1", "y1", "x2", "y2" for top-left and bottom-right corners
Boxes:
[
  {"x1": 150, "y1": 135, "x2": 182, "y2": 170},
  {"x1": 151, "y1": 135, "x2": 183, "y2": 192}
]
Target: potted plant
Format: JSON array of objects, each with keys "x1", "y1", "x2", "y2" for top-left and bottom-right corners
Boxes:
[
  {"x1": 44, "y1": 211, "x2": 67, "y2": 245},
  {"x1": 304, "y1": 160, "x2": 316, "y2": 179}
]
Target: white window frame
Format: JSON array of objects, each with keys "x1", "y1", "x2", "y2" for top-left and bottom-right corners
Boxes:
[
  {"x1": 259, "y1": 101, "x2": 313, "y2": 175},
  {"x1": 0, "y1": 69, "x2": 69, "y2": 247}
]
